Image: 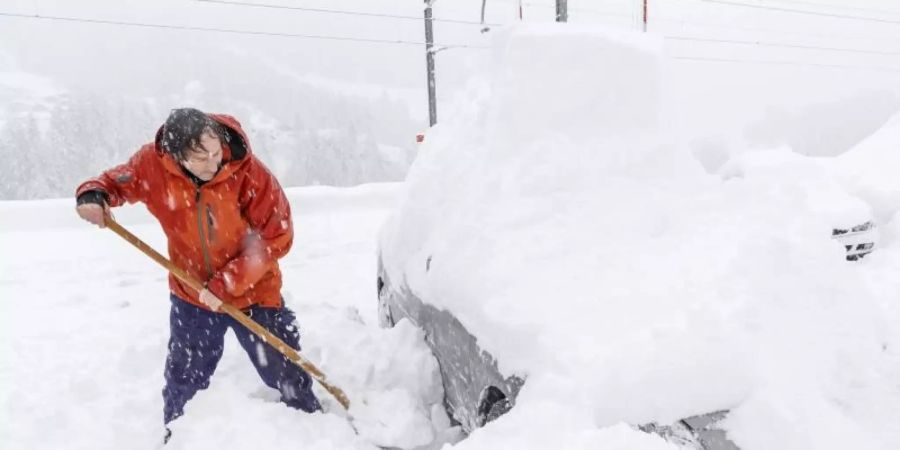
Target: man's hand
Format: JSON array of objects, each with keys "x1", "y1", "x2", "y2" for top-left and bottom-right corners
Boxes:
[
  {"x1": 76, "y1": 202, "x2": 112, "y2": 228},
  {"x1": 199, "y1": 288, "x2": 223, "y2": 312}
]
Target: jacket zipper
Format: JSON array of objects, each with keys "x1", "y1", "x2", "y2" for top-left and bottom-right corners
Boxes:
[{"x1": 195, "y1": 189, "x2": 213, "y2": 280}]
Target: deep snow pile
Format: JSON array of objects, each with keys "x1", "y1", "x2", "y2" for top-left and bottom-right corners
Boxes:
[
  {"x1": 0, "y1": 184, "x2": 459, "y2": 450},
  {"x1": 379, "y1": 25, "x2": 900, "y2": 449},
  {"x1": 830, "y1": 112, "x2": 900, "y2": 224}
]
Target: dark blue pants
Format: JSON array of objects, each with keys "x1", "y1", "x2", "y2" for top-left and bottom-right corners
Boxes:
[{"x1": 162, "y1": 295, "x2": 321, "y2": 424}]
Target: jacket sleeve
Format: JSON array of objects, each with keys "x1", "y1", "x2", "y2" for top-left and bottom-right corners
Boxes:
[
  {"x1": 206, "y1": 155, "x2": 293, "y2": 300},
  {"x1": 75, "y1": 146, "x2": 154, "y2": 207}
]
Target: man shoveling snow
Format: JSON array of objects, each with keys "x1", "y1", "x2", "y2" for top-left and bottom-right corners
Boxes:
[{"x1": 74, "y1": 108, "x2": 322, "y2": 443}]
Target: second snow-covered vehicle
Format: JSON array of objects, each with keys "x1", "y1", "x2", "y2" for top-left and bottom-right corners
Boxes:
[{"x1": 832, "y1": 221, "x2": 876, "y2": 261}]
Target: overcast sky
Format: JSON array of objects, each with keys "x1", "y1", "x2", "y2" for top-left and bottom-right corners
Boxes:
[{"x1": 2, "y1": 0, "x2": 899, "y2": 133}]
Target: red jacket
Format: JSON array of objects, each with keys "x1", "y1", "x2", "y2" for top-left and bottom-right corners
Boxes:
[{"x1": 76, "y1": 114, "x2": 292, "y2": 311}]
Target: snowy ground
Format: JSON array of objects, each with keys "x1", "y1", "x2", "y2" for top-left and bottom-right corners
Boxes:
[
  {"x1": 0, "y1": 183, "x2": 459, "y2": 450},
  {"x1": 4, "y1": 2, "x2": 900, "y2": 449}
]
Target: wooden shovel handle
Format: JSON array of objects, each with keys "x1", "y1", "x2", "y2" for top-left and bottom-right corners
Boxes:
[{"x1": 105, "y1": 216, "x2": 350, "y2": 410}]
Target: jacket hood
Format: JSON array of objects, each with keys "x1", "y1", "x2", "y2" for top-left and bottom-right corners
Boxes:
[{"x1": 153, "y1": 113, "x2": 252, "y2": 183}]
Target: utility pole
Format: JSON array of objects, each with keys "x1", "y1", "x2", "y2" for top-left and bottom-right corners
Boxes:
[
  {"x1": 424, "y1": 0, "x2": 438, "y2": 127},
  {"x1": 556, "y1": 0, "x2": 567, "y2": 22}
]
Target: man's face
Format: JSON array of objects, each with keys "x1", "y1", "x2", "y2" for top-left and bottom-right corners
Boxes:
[{"x1": 182, "y1": 128, "x2": 223, "y2": 182}]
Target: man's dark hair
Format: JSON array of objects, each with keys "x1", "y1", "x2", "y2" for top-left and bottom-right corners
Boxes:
[{"x1": 160, "y1": 108, "x2": 227, "y2": 161}]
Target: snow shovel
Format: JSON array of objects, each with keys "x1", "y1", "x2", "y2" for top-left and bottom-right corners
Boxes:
[{"x1": 104, "y1": 216, "x2": 351, "y2": 410}]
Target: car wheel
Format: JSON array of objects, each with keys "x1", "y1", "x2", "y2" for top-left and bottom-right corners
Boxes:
[{"x1": 476, "y1": 386, "x2": 512, "y2": 427}]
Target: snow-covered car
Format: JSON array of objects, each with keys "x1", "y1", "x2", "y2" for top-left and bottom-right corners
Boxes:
[
  {"x1": 374, "y1": 27, "x2": 746, "y2": 450},
  {"x1": 376, "y1": 25, "x2": 889, "y2": 450},
  {"x1": 375, "y1": 214, "x2": 876, "y2": 448}
]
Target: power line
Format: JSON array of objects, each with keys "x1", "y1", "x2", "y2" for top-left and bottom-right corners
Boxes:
[
  {"x1": 527, "y1": 0, "x2": 900, "y2": 39},
  {"x1": 656, "y1": 14, "x2": 900, "y2": 44},
  {"x1": 667, "y1": 35, "x2": 900, "y2": 56},
  {"x1": 699, "y1": 0, "x2": 900, "y2": 25},
  {"x1": 766, "y1": 0, "x2": 900, "y2": 17},
  {"x1": 522, "y1": 0, "x2": 900, "y2": 43},
  {"x1": 673, "y1": 55, "x2": 900, "y2": 73},
  {"x1": 196, "y1": 0, "x2": 503, "y2": 26},
  {"x1": 0, "y1": 11, "x2": 489, "y2": 49}
]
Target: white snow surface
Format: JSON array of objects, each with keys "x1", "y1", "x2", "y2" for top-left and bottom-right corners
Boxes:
[
  {"x1": 4, "y1": 9, "x2": 900, "y2": 449},
  {"x1": 0, "y1": 184, "x2": 463, "y2": 449},
  {"x1": 379, "y1": 25, "x2": 900, "y2": 450}
]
